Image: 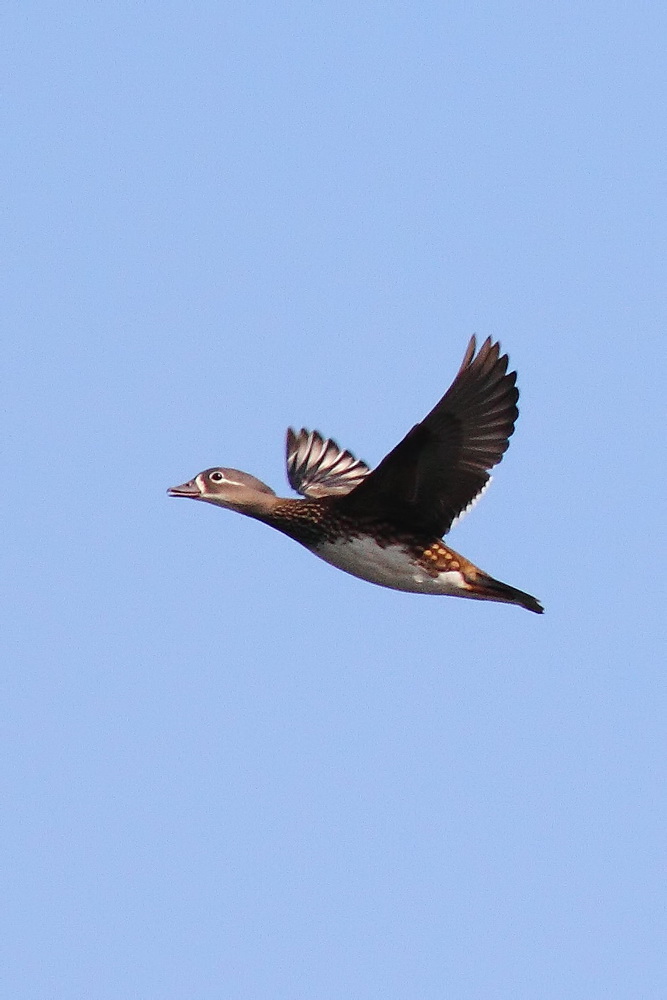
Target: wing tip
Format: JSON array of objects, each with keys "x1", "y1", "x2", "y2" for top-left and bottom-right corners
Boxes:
[{"x1": 461, "y1": 334, "x2": 513, "y2": 377}]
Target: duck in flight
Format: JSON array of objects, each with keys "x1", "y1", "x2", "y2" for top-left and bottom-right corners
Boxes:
[{"x1": 168, "y1": 337, "x2": 543, "y2": 613}]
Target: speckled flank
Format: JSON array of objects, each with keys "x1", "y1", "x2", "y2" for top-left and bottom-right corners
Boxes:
[
  {"x1": 311, "y1": 536, "x2": 472, "y2": 596},
  {"x1": 416, "y1": 539, "x2": 472, "y2": 578},
  {"x1": 266, "y1": 504, "x2": 488, "y2": 598}
]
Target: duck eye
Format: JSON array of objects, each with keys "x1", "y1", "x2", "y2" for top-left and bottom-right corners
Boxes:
[{"x1": 209, "y1": 471, "x2": 224, "y2": 483}]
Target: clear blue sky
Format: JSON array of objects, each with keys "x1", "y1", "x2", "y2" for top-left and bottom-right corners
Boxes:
[{"x1": 4, "y1": 4, "x2": 665, "y2": 998}]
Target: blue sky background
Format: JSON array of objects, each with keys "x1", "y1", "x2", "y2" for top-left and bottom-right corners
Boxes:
[{"x1": 3, "y1": 4, "x2": 665, "y2": 997}]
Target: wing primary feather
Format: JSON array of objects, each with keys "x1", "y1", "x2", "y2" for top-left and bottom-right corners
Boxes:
[
  {"x1": 285, "y1": 427, "x2": 370, "y2": 498},
  {"x1": 338, "y1": 336, "x2": 521, "y2": 536}
]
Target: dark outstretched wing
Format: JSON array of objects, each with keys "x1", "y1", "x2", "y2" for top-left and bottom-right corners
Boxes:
[
  {"x1": 337, "y1": 336, "x2": 519, "y2": 536},
  {"x1": 286, "y1": 428, "x2": 370, "y2": 498}
]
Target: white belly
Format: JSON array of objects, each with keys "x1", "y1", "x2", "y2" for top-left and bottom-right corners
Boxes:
[{"x1": 314, "y1": 537, "x2": 467, "y2": 595}]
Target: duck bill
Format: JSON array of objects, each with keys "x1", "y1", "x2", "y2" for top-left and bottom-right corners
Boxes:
[{"x1": 167, "y1": 480, "x2": 202, "y2": 499}]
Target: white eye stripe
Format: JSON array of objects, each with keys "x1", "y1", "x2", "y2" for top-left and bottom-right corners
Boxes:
[{"x1": 207, "y1": 471, "x2": 244, "y2": 487}]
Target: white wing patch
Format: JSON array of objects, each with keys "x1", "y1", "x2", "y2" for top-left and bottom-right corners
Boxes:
[
  {"x1": 448, "y1": 477, "x2": 493, "y2": 531},
  {"x1": 286, "y1": 428, "x2": 370, "y2": 498}
]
